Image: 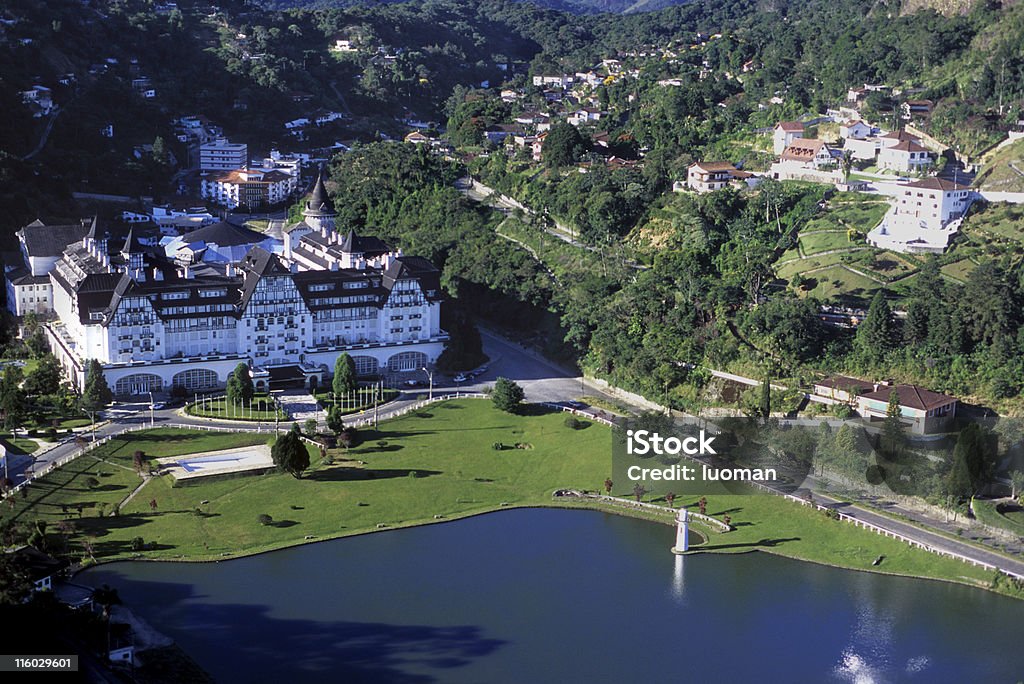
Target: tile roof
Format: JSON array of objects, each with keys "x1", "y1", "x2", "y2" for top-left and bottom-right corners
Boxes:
[
  {"x1": 904, "y1": 177, "x2": 968, "y2": 192},
  {"x1": 860, "y1": 384, "x2": 956, "y2": 411},
  {"x1": 19, "y1": 220, "x2": 91, "y2": 257}
]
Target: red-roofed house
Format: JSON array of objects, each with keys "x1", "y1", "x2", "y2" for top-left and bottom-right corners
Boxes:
[
  {"x1": 878, "y1": 139, "x2": 932, "y2": 172},
  {"x1": 855, "y1": 383, "x2": 957, "y2": 434},
  {"x1": 839, "y1": 120, "x2": 872, "y2": 140},
  {"x1": 773, "y1": 121, "x2": 804, "y2": 155}
]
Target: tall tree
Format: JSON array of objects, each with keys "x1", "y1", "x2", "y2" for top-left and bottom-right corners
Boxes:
[
  {"x1": 333, "y1": 353, "x2": 358, "y2": 396},
  {"x1": 226, "y1": 363, "x2": 254, "y2": 406},
  {"x1": 81, "y1": 360, "x2": 112, "y2": 437},
  {"x1": 23, "y1": 354, "x2": 62, "y2": 397},
  {"x1": 542, "y1": 122, "x2": 588, "y2": 168},
  {"x1": 272, "y1": 424, "x2": 310, "y2": 479},
  {"x1": 879, "y1": 389, "x2": 905, "y2": 458},
  {"x1": 856, "y1": 291, "x2": 897, "y2": 361}
]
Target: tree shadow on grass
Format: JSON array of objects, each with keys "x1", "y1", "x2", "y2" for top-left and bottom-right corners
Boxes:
[
  {"x1": 515, "y1": 404, "x2": 558, "y2": 417},
  {"x1": 90, "y1": 484, "x2": 128, "y2": 493},
  {"x1": 270, "y1": 520, "x2": 299, "y2": 529},
  {"x1": 306, "y1": 468, "x2": 442, "y2": 482},
  {"x1": 711, "y1": 508, "x2": 743, "y2": 516},
  {"x1": 700, "y1": 537, "x2": 801, "y2": 551},
  {"x1": 91, "y1": 539, "x2": 177, "y2": 556}
]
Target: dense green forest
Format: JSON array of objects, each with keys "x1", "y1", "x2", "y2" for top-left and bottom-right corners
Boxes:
[{"x1": 3, "y1": 0, "x2": 1024, "y2": 412}]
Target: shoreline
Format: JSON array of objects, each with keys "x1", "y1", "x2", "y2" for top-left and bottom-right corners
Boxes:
[{"x1": 73, "y1": 499, "x2": 1021, "y2": 601}]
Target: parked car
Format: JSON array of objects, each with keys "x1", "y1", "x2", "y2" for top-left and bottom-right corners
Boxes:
[{"x1": 453, "y1": 374, "x2": 468, "y2": 383}]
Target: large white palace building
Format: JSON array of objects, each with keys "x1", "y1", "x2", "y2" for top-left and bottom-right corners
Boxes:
[{"x1": 29, "y1": 174, "x2": 447, "y2": 396}]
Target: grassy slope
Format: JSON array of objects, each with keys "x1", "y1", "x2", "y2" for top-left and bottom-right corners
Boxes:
[
  {"x1": 3, "y1": 401, "x2": 1009, "y2": 594},
  {"x1": 974, "y1": 139, "x2": 1024, "y2": 192}
]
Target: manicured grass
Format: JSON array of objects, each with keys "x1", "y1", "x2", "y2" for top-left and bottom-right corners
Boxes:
[
  {"x1": 973, "y1": 499, "x2": 1024, "y2": 536},
  {"x1": 2, "y1": 429, "x2": 273, "y2": 533},
  {"x1": 852, "y1": 250, "x2": 917, "y2": 281},
  {"x1": 314, "y1": 387, "x2": 400, "y2": 414},
  {"x1": 1, "y1": 435, "x2": 39, "y2": 455},
  {"x1": 668, "y1": 491, "x2": 994, "y2": 589},
  {"x1": 799, "y1": 231, "x2": 856, "y2": 255},
  {"x1": 797, "y1": 265, "x2": 879, "y2": 304},
  {"x1": 963, "y1": 202, "x2": 1024, "y2": 243},
  {"x1": 940, "y1": 258, "x2": 978, "y2": 283},
  {"x1": 4, "y1": 402, "x2": 1012, "y2": 595},
  {"x1": 187, "y1": 395, "x2": 284, "y2": 421},
  {"x1": 775, "y1": 251, "x2": 847, "y2": 280}
]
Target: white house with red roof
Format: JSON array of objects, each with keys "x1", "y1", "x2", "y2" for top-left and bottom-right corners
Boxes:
[
  {"x1": 839, "y1": 120, "x2": 872, "y2": 140},
  {"x1": 773, "y1": 121, "x2": 804, "y2": 155},
  {"x1": 878, "y1": 139, "x2": 932, "y2": 173},
  {"x1": 855, "y1": 382, "x2": 958, "y2": 434},
  {"x1": 868, "y1": 177, "x2": 973, "y2": 253}
]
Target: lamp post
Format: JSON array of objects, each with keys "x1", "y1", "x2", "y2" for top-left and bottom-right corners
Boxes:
[
  {"x1": 148, "y1": 391, "x2": 154, "y2": 428},
  {"x1": 420, "y1": 367, "x2": 433, "y2": 401}
]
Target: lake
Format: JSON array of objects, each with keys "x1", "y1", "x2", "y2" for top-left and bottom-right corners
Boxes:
[{"x1": 81, "y1": 508, "x2": 1024, "y2": 683}]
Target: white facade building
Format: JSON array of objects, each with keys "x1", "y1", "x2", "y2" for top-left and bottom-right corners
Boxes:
[
  {"x1": 5, "y1": 218, "x2": 92, "y2": 317},
  {"x1": 199, "y1": 138, "x2": 248, "y2": 172},
  {"x1": 868, "y1": 178, "x2": 972, "y2": 253},
  {"x1": 200, "y1": 167, "x2": 296, "y2": 210},
  {"x1": 45, "y1": 174, "x2": 448, "y2": 396},
  {"x1": 773, "y1": 121, "x2": 804, "y2": 155}
]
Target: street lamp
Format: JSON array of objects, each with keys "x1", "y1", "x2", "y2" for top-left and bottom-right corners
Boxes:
[
  {"x1": 420, "y1": 367, "x2": 433, "y2": 401},
  {"x1": 148, "y1": 391, "x2": 155, "y2": 428}
]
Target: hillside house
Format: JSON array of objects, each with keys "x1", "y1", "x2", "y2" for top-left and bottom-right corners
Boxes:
[
  {"x1": 855, "y1": 383, "x2": 958, "y2": 434},
  {"x1": 773, "y1": 121, "x2": 804, "y2": 155}
]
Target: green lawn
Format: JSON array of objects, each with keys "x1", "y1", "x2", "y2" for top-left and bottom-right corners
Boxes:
[
  {"x1": 962, "y1": 202, "x2": 1024, "y2": 243},
  {"x1": 973, "y1": 499, "x2": 1024, "y2": 536},
  {"x1": 2, "y1": 434, "x2": 39, "y2": 455},
  {"x1": 799, "y1": 231, "x2": 856, "y2": 255},
  {"x1": 187, "y1": 395, "x2": 285, "y2": 421},
  {"x1": 852, "y1": 250, "x2": 918, "y2": 282},
  {"x1": 2, "y1": 430, "x2": 272, "y2": 534},
  {"x1": 3, "y1": 401, "x2": 1012, "y2": 596},
  {"x1": 669, "y1": 491, "x2": 994, "y2": 589},
  {"x1": 797, "y1": 265, "x2": 879, "y2": 304},
  {"x1": 314, "y1": 387, "x2": 400, "y2": 414},
  {"x1": 940, "y1": 258, "x2": 978, "y2": 283},
  {"x1": 775, "y1": 251, "x2": 847, "y2": 280}
]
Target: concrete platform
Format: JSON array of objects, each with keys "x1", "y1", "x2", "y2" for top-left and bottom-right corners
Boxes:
[{"x1": 158, "y1": 445, "x2": 273, "y2": 482}]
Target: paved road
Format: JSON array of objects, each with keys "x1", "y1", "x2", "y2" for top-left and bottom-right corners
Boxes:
[
  {"x1": 809, "y1": 487, "x2": 1024, "y2": 577},
  {"x1": 6, "y1": 328, "x2": 1023, "y2": 577}
]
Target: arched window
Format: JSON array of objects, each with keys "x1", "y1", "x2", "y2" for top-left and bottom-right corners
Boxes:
[
  {"x1": 172, "y1": 368, "x2": 219, "y2": 391},
  {"x1": 386, "y1": 351, "x2": 427, "y2": 372},
  {"x1": 114, "y1": 374, "x2": 163, "y2": 396},
  {"x1": 351, "y1": 356, "x2": 379, "y2": 376}
]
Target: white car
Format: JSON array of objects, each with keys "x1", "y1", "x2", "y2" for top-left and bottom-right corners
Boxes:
[{"x1": 453, "y1": 374, "x2": 468, "y2": 383}]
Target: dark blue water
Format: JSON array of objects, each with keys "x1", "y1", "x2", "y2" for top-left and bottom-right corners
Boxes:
[{"x1": 82, "y1": 508, "x2": 1023, "y2": 683}]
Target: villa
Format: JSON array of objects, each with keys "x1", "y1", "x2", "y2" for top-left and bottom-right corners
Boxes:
[{"x1": 868, "y1": 177, "x2": 972, "y2": 253}]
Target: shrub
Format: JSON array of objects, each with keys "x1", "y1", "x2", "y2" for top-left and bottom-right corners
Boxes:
[
  {"x1": 492, "y1": 442, "x2": 503, "y2": 450},
  {"x1": 257, "y1": 513, "x2": 273, "y2": 526},
  {"x1": 130, "y1": 536, "x2": 145, "y2": 552},
  {"x1": 564, "y1": 416, "x2": 587, "y2": 430},
  {"x1": 46, "y1": 427, "x2": 58, "y2": 441}
]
